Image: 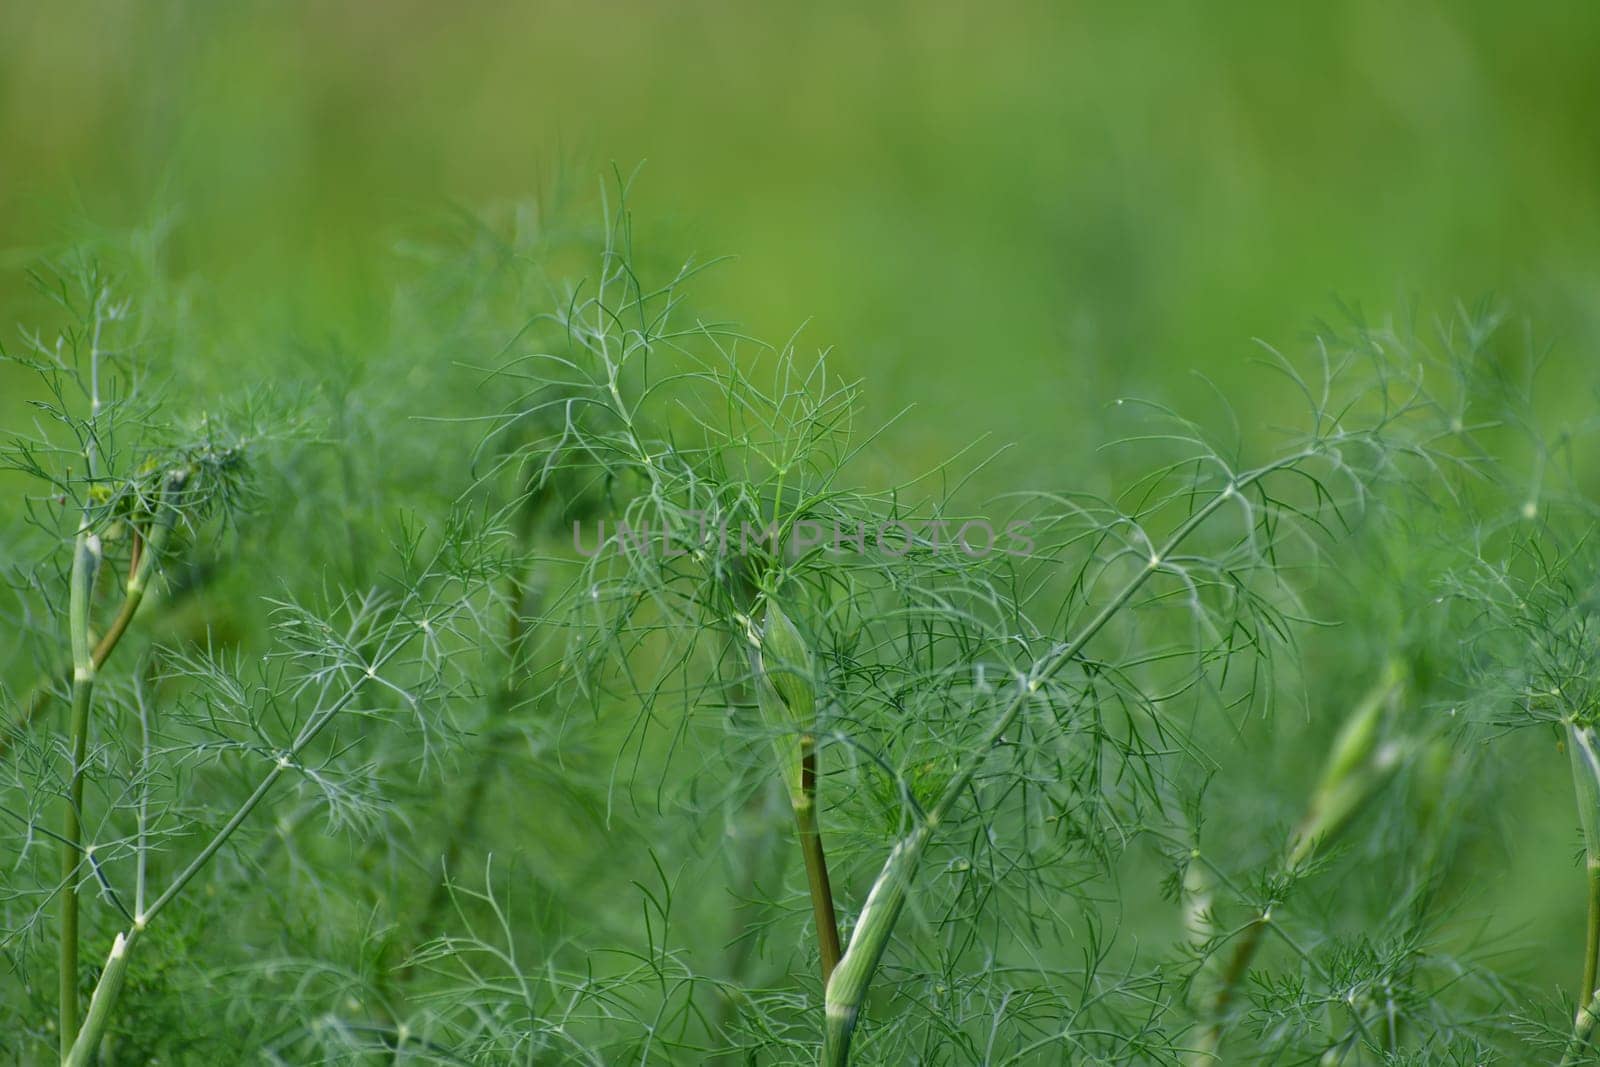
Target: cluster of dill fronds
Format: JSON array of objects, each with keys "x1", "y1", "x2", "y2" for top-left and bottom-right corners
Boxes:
[{"x1": 0, "y1": 188, "x2": 1596, "y2": 1065}]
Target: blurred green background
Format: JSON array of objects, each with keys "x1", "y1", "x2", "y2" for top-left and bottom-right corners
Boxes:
[
  {"x1": 6, "y1": 2, "x2": 1600, "y2": 459},
  {"x1": 2, "y1": 0, "x2": 1597, "y2": 1011}
]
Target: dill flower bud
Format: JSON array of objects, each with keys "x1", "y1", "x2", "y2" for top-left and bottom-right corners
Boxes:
[
  {"x1": 758, "y1": 600, "x2": 816, "y2": 722},
  {"x1": 753, "y1": 599, "x2": 818, "y2": 806}
]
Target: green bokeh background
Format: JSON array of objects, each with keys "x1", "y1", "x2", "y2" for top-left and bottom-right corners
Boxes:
[{"x1": 2, "y1": 0, "x2": 1596, "y2": 1011}]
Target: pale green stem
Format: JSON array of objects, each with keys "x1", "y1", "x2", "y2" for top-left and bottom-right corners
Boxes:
[
  {"x1": 59, "y1": 529, "x2": 101, "y2": 1058},
  {"x1": 822, "y1": 820, "x2": 934, "y2": 1065},
  {"x1": 62, "y1": 933, "x2": 131, "y2": 1067},
  {"x1": 1561, "y1": 988, "x2": 1600, "y2": 1067},
  {"x1": 1567, "y1": 723, "x2": 1600, "y2": 1061},
  {"x1": 1586, "y1": 859, "x2": 1600, "y2": 1017}
]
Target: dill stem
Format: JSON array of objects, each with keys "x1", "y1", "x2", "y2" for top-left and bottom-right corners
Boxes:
[
  {"x1": 61, "y1": 932, "x2": 131, "y2": 1067},
  {"x1": 795, "y1": 743, "x2": 842, "y2": 982},
  {"x1": 1586, "y1": 858, "x2": 1600, "y2": 1010},
  {"x1": 92, "y1": 581, "x2": 145, "y2": 667},
  {"x1": 59, "y1": 529, "x2": 101, "y2": 1059},
  {"x1": 58, "y1": 676, "x2": 92, "y2": 1057},
  {"x1": 1562, "y1": 989, "x2": 1600, "y2": 1067},
  {"x1": 1569, "y1": 722, "x2": 1600, "y2": 1041}
]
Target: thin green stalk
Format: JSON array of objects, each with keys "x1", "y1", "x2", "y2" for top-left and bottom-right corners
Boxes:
[
  {"x1": 1586, "y1": 859, "x2": 1600, "y2": 1017},
  {"x1": 796, "y1": 745, "x2": 842, "y2": 981},
  {"x1": 59, "y1": 528, "x2": 102, "y2": 1058}
]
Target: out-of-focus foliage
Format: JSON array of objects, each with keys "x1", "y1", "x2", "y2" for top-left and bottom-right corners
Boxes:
[{"x1": 4, "y1": 2, "x2": 1600, "y2": 465}]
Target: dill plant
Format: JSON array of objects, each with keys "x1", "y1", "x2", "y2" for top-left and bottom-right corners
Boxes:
[
  {"x1": 0, "y1": 233, "x2": 517, "y2": 1062},
  {"x1": 413, "y1": 191, "x2": 1544, "y2": 1065},
  {"x1": 1, "y1": 192, "x2": 1597, "y2": 1066}
]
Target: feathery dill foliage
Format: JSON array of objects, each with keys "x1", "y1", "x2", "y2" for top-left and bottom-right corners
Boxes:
[
  {"x1": 395, "y1": 190, "x2": 1543, "y2": 1066},
  {"x1": 0, "y1": 195, "x2": 1597, "y2": 1065},
  {"x1": 0, "y1": 233, "x2": 516, "y2": 1062}
]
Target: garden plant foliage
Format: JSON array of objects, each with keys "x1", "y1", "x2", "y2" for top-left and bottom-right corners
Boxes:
[{"x1": 3, "y1": 185, "x2": 1600, "y2": 1065}]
